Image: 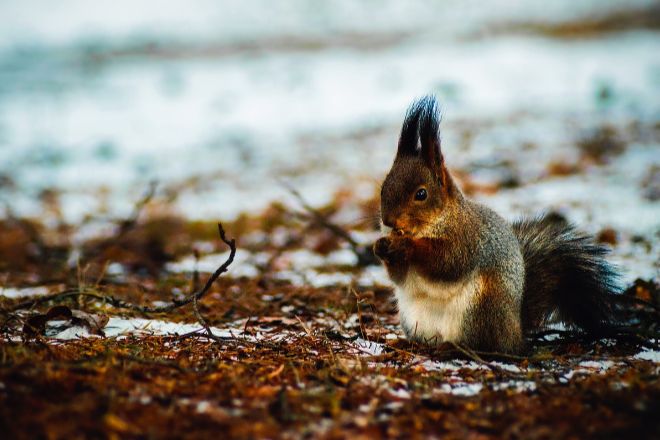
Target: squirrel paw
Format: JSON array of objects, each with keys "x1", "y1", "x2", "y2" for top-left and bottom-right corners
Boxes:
[
  {"x1": 374, "y1": 236, "x2": 412, "y2": 262},
  {"x1": 374, "y1": 237, "x2": 391, "y2": 260}
]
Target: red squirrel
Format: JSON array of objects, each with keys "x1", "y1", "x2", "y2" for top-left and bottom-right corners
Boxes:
[{"x1": 374, "y1": 96, "x2": 618, "y2": 354}]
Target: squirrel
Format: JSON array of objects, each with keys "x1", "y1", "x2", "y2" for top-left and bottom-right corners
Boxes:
[{"x1": 374, "y1": 95, "x2": 619, "y2": 354}]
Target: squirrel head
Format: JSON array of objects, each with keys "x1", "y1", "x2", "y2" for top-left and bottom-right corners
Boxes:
[{"x1": 380, "y1": 96, "x2": 459, "y2": 237}]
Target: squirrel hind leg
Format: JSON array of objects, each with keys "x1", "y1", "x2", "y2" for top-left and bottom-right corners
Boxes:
[{"x1": 460, "y1": 273, "x2": 524, "y2": 354}]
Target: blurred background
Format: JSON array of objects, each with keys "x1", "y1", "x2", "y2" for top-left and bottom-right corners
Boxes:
[{"x1": 0, "y1": 0, "x2": 658, "y2": 280}]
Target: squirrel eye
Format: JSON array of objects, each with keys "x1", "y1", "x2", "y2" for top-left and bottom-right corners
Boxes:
[{"x1": 414, "y1": 188, "x2": 427, "y2": 201}]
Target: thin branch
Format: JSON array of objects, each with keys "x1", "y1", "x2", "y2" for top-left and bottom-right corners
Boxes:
[
  {"x1": 117, "y1": 180, "x2": 158, "y2": 237},
  {"x1": 447, "y1": 341, "x2": 503, "y2": 373},
  {"x1": 284, "y1": 183, "x2": 358, "y2": 247},
  {"x1": 191, "y1": 285, "x2": 226, "y2": 343},
  {"x1": 82, "y1": 181, "x2": 158, "y2": 261},
  {"x1": 282, "y1": 182, "x2": 377, "y2": 266},
  {"x1": 4, "y1": 223, "x2": 236, "y2": 316}
]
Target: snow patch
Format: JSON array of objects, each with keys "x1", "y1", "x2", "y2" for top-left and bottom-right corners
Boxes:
[
  {"x1": 166, "y1": 250, "x2": 259, "y2": 278},
  {"x1": 0, "y1": 286, "x2": 50, "y2": 298},
  {"x1": 354, "y1": 338, "x2": 385, "y2": 356},
  {"x1": 438, "y1": 382, "x2": 484, "y2": 397},
  {"x1": 48, "y1": 316, "x2": 246, "y2": 340},
  {"x1": 635, "y1": 349, "x2": 660, "y2": 362}
]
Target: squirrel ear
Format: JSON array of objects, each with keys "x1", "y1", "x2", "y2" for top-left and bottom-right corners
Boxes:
[
  {"x1": 396, "y1": 100, "x2": 424, "y2": 158},
  {"x1": 417, "y1": 96, "x2": 446, "y2": 184},
  {"x1": 397, "y1": 96, "x2": 450, "y2": 188}
]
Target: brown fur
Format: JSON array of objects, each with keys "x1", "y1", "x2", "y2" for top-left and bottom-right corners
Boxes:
[{"x1": 462, "y1": 271, "x2": 523, "y2": 353}]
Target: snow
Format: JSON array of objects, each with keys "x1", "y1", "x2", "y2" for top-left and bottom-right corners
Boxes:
[
  {"x1": 304, "y1": 272, "x2": 354, "y2": 288},
  {"x1": 2, "y1": 1, "x2": 652, "y2": 50},
  {"x1": 195, "y1": 401, "x2": 212, "y2": 414},
  {"x1": 1, "y1": 2, "x2": 658, "y2": 231},
  {"x1": 387, "y1": 388, "x2": 412, "y2": 399},
  {"x1": 562, "y1": 359, "x2": 621, "y2": 381},
  {"x1": 492, "y1": 380, "x2": 537, "y2": 392},
  {"x1": 438, "y1": 383, "x2": 484, "y2": 397},
  {"x1": 49, "y1": 316, "x2": 243, "y2": 340},
  {"x1": 275, "y1": 249, "x2": 359, "y2": 270},
  {"x1": 164, "y1": 247, "x2": 392, "y2": 288},
  {"x1": 325, "y1": 249, "x2": 359, "y2": 266},
  {"x1": 354, "y1": 338, "x2": 385, "y2": 356},
  {"x1": 267, "y1": 249, "x2": 390, "y2": 287},
  {"x1": 420, "y1": 359, "x2": 484, "y2": 372},
  {"x1": 635, "y1": 349, "x2": 660, "y2": 362},
  {"x1": 479, "y1": 143, "x2": 660, "y2": 284},
  {"x1": 357, "y1": 266, "x2": 393, "y2": 287},
  {"x1": 0, "y1": 286, "x2": 50, "y2": 298},
  {"x1": 0, "y1": 0, "x2": 655, "y2": 299},
  {"x1": 578, "y1": 360, "x2": 616, "y2": 370},
  {"x1": 166, "y1": 250, "x2": 259, "y2": 278}
]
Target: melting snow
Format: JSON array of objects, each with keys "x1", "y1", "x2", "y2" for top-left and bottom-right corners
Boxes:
[
  {"x1": 48, "y1": 316, "x2": 246, "y2": 340},
  {"x1": 635, "y1": 349, "x2": 660, "y2": 362},
  {"x1": 354, "y1": 338, "x2": 385, "y2": 356},
  {"x1": 0, "y1": 286, "x2": 50, "y2": 298},
  {"x1": 438, "y1": 383, "x2": 484, "y2": 397}
]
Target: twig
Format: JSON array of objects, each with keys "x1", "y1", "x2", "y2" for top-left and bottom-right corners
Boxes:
[
  {"x1": 447, "y1": 341, "x2": 502, "y2": 373},
  {"x1": 191, "y1": 285, "x2": 225, "y2": 343},
  {"x1": 470, "y1": 350, "x2": 529, "y2": 363},
  {"x1": 4, "y1": 223, "x2": 236, "y2": 316},
  {"x1": 352, "y1": 288, "x2": 368, "y2": 340},
  {"x1": 82, "y1": 181, "x2": 158, "y2": 261},
  {"x1": 117, "y1": 181, "x2": 158, "y2": 237},
  {"x1": 282, "y1": 182, "x2": 377, "y2": 266}
]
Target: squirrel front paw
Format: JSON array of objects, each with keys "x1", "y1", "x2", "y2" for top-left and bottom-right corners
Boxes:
[
  {"x1": 374, "y1": 236, "x2": 412, "y2": 263},
  {"x1": 374, "y1": 237, "x2": 391, "y2": 260}
]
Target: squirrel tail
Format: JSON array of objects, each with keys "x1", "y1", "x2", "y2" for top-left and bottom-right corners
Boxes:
[{"x1": 512, "y1": 214, "x2": 620, "y2": 334}]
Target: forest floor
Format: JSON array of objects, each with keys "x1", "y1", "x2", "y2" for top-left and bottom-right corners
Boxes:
[
  {"x1": 1, "y1": 2, "x2": 659, "y2": 438},
  {"x1": 0, "y1": 184, "x2": 658, "y2": 439}
]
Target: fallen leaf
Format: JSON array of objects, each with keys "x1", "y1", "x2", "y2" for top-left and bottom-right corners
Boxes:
[{"x1": 22, "y1": 305, "x2": 108, "y2": 337}]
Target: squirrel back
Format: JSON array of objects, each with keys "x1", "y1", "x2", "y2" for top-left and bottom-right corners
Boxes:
[{"x1": 374, "y1": 95, "x2": 619, "y2": 353}]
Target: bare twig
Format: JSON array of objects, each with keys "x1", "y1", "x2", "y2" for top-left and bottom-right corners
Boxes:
[
  {"x1": 282, "y1": 182, "x2": 377, "y2": 266},
  {"x1": 352, "y1": 288, "x2": 368, "y2": 341},
  {"x1": 191, "y1": 285, "x2": 226, "y2": 343},
  {"x1": 117, "y1": 181, "x2": 158, "y2": 237},
  {"x1": 447, "y1": 341, "x2": 503, "y2": 373},
  {"x1": 4, "y1": 223, "x2": 236, "y2": 316},
  {"x1": 82, "y1": 182, "x2": 158, "y2": 261}
]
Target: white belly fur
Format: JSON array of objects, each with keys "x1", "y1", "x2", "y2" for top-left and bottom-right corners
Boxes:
[{"x1": 395, "y1": 269, "x2": 482, "y2": 343}]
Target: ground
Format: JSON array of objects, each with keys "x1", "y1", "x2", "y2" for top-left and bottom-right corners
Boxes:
[
  {"x1": 0, "y1": 192, "x2": 658, "y2": 439},
  {"x1": 1, "y1": 1, "x2": 659, "y2": 439}
]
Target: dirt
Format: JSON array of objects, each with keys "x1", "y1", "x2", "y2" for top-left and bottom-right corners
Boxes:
[{"x1": 0, "y1": 191, "x2": 658, "y2": 439}]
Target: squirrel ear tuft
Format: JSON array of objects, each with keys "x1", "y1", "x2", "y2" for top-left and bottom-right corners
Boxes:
[
  {"x1": 417, "y1": 95, "x2": 443, "y2": 179},
  {"x1": 397, "y1": 98, "x2": 425, "y2": 157},
  {"x1": 398, "y1": 96, "x2": 445, "y2": 179}
]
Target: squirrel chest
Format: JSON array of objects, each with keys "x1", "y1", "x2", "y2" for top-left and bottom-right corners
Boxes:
[{"x1": 394, "y1": 269, "x2": 481, "y2": 343}]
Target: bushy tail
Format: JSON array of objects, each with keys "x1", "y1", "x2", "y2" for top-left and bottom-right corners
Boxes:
[{"x1": 512, "y1": 214, "x2": 620, "y2": 334}]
